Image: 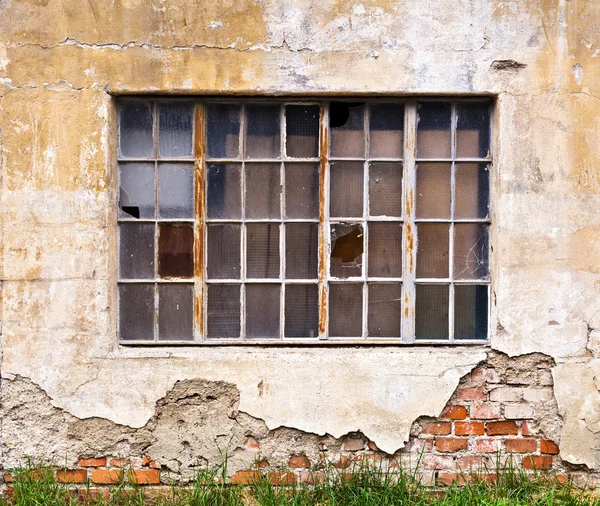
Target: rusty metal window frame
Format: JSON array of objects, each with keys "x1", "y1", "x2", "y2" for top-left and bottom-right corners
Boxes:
[{"x1": 116, "y1": 97, "x2": 492, "y2": 345}]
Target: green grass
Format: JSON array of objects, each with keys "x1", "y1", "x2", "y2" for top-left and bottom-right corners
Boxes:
[{"x1": 2, "y1": 460, "x2": 599, "y2": 506}]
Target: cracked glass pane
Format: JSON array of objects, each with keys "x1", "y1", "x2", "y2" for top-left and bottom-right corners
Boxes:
[
  {"x1": 455, "y1": 285, "x2": 488, "y2": 339},
  {"x1": 207, "y1": 163, "x2": 242, "y2": 219},
  {"x1": 246, "y1": 223, "x2": 280, "y2": 279},
  {"x1": 368, "y1": 283, "x2": 401, "y2": 337},
  {"x1": 455, "y1": 163, "x2": 490, "y2": 219},
  {"x1": 285, "y1": 223, "x2": 318, "y2": 279},
  {"x1": 245, "y1": 163, "x2": 281, "y2": 219},
  {"x1": 285, "y1": 163, "x2": 319, "y2": 219},
  {"x1": 415, "y1": 284, "x2": 449, "y2": 339},
  {"x1": 158, "y1": 284, "x2": 193, "y2": 341},
  {"x1": 369, "y1": 103, "x2": 404, "y2": 158},
  {"x1": 330, "y1": 161, "x2": 364, "y2": 218},
  {"x1": 330, "y1": 223, "x2": 363, "y2": 278},
  {"x1": 119, "y1": 283, "x2": 155, "y2": 340},
  {"x1": 119, "y1": 223, "x2": 155, "y2": 279},
  {"x1": 159, "y1": 102, "x2": 193, "y2": 158},
  {"x1": 207, "y1": 224, "x2": 241, "y2": 279},
  {"x1": 206, "y1": 104, "x2": 241, "y2": 159},
  {"x1": 120, "y1": 102, "x2": 153, "y2": 158},
  {"x1": 416, "y1": 224, "x2": 449, "y2": 278},
  {"x1": 286, "y1": 105, "x2": 319, "y2": 158},
  {"x1": 207, "y1": 284, "x2": 240, "y2": 338},
  {"x1": 158, "y1": 224, "x2": 194, "y2": 278},
  {"x1": 368, "y1": 222, "x2": 402, "y2": 277},
  {"x1": 246, "y1": 284, "x2": 280, "y2": 338},
  {"x1": 416, "y1": 163, "x2": 451, "y2": 219},
  {"x1": 417, "y1": 102, "x2": 451, "y2": 159},
  {"x1": 246, "y1": 104, "x2": 281, "y2": 159},
  {"x1": 119, "y1": 163, "x2": 154, "y2": 219},
  {"x1": 284, "y1": 284, "x2": 318, "y2": 337},
  {"x1": 368, "y1": 162, "x2": 402, "y2": 217},
  {"x1": 454, "y1": 224, "x2": 490, "y2": 280},
  {"x1": 456, "y1": 102, "x2": 490, "y2": 158},
  {"x1": 330, "y1": 102, "x2": 365, "y2": 158},
  {"x1": 329, "y1": 283, "x2": 362, "y2": 337},
  {"x1": 158, "y1": 163, "x2": 194, "y2": 219}
]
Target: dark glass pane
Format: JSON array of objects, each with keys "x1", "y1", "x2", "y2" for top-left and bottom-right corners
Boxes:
[
  {"x1": 246, "y1": 104, "x2": 281, "y2": 158},
  {"x1": 416, "y1": 163, "x2": 451, "y2": 219},
  {"x1": 158, "y1": 284, "x2": 193, "y2": 341},
  {"x1": 119, "y1": 223, "x2": 154, "y2": 279},
  {"x1": 285, "y1": 163, "x2": 319, "y2": 219},
  {"x1": 368, "y1": 283, "x2": 401, "y2": 337},
  {"x1": 285, "y1": 223, "x2": 318, "y2": 279},
  {"x1": 207, "y1": 224, "x2": 241, "y2": 279},
  {"x1": 206, "y1": 104, "x2": 240, "y2": 158},
  {"x1": 207, "y1": 284, "x2": 240, "y2": 337},
  {"x1": 456, "y1": 102, "x2": 490, "y2": 158},
  {"x1": 246, "y1": 284, "x2": 280, "y2": 338},
  {"x1": 330, "y1": 161, "x2": 363, "y2": 218},
  {"x1": 416, "y1": 224, "x2": 449, "y2": 278},
  {"x1": 119, "y1": 163, "x2": 155, "y2": 219},
  {"x1": 245, "y1": 163, "x2": 280, "y2": 219},
  {"x1": 120, "y1": 102, "x2": 153, "y2": 157},
  {"x1": 159, "y1": 102, "x2": 193, "y2": 157},
  {"x1": 455, "y1": 163, "x2": 490, "y2": 219},
  {"x1": 207, "y1": 163, "x2": 242, "y2": 219},
  {"x1": 158, "y1": 163, "x2": 194, "y2": 219},
  {"x1": 369, "y1": 162, "x2": 402, "y2": 217},
  {"x1": 284, "y1": 284, "x2": 318, "y2": 337},
  {"x1": 330, "y1": 102, "x2": 365, "y2": 158},
  {"x1": 286, "y1": 105, "x2": 319, "y2": 158},
  {"x1": 119, "y1": 283, "x2": 154, "y2": 340},
  {"x1": 369, "y1": 103, "x2": 404, "y2": 158},
  {"x1": 454, "y1": 224, "x2": 489, "y2": 280},
  {"x1": 416, "y1": 284, "x2": 449, "y2": 339},
  {"x1": 368, "y1": 222, "x2": 402, "y2": 277},
  {"x1": 246, "y1": 223, "x2": 280, "y2": 279},
  {"x1": 455, "y1": 285, "x2": 488, "y2": 339},
  {"x1": 330, "y1": 223, "x2": 363, "y2": 278},
  {"x1": 417, "y1": 102, "x2": 451, "y2": 159},
  {"x1": 329, "y1": 283, "x2": 362, "y2": 337},
  {"x1": 158, "y1": 224, "x2": 194, "y2": 278}
]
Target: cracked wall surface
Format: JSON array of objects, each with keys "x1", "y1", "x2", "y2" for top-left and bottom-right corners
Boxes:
[{"x1": 1, "y1": 0, "x2": 600, "y2": 472}]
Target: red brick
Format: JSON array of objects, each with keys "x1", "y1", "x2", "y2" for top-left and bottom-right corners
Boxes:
[
  {"x1": 422, "y1": 422, "x2": 452, "y2": 435},
  {"x1": 231, "y1": 470, "x2": 262, "y2": 485},
  {"x1": 78, "y1": 488, "x2": 110, "y2": 501},
  {"x1": 436, "y1": 438, "x2": 468, "y2": 452},
  {"x1": 342, "y1": 437, "x2": 365, "y2": 451},
  {"x1": 487, "y1": 421, "x2": 518, "y2": 436},
  {"x1": 3, "y1": 474, "x2": 12, "y2": 483},
  {"x1": 440, "y1": 405, "x2": 468, "y2": 420},
  {"x1": 471, "y1": 367, "x2": 500, "y2": 384},
  {"x1": 56, "y1": 469, "x2": 87, "y2": 484},
  {"x1": 469, "y1": 438, "x2": 501, "y2": 453},
  {"x1": 420, "y1": 454, "x2": 455, "y2": 470},
  {"x1": 129, "y1": 470, "x2": 160, "y2": 485},
  {"x1": 455, "y1": 421, "x2": 485, "y2": 435},
  {"x1": 246, "y1": 437, "x2": 260, "y2": 449},
  {"x1": 78, "y1": 457, "x2": 107, "y2": 467},
  {"x1": 91, "y1": 469, "x2": 123, "y2": 485},
  {"x1": 504, "y1": 439, "x2": 537, "y2": 453},
  {"x1": 142, "y1": 455, "x2": 151, "y2": 466},
  {"x1": 255, "y1": 459, "x2": 269, "y2": 469},
  {"x1": 540, "y1": 440, "x2": 560, "y2": 455},
  {"x1": 437, "y1": 473, "x2": 468, "y2": 486},
  {"x1": 368, "y1": 440, "x2": 380, "y2": 451},
  {"x1": 456, "y1": 456, "x2": 487, "y2": 469},
  {"x1": 457, "y1": 387, "x2": 488, "y2": 401},
  {"x1": 556, "y1": 474, "x2": 569, "y2": 485},
  {"x1": 521, "y1": 421, "x2": 534, "y2": 436},
  {"x1": 333, "y1": 456, "x2": 351, "y2": 469},
  {"x1": 470, "y1": 404, "x2": 501, "y2": 419},
  {"x1": 300, "y1": 471, "x2": 325, "y2": 485},
  {"x1": 267, "y1": 472, "x2": 297, "y2": 486},
  {"x1": 288, "y1": 455, "x2": 311, "y2": 468},
  {"x1": 471, "y1": 473, "x2": 497, "y2": 484},
  {"x1": 522, "y1": 456, "x2": 553, "y2": 470},
  {"x1": 109, "y1": 459, "x2": 128, "y2": 467}
]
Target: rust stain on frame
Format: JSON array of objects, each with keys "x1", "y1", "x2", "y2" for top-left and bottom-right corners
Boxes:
[
  {"x1": 318, "y1": 104, "x2": 328, "y2": 336},
  {"x1": 194, "y1": 105, "x2": 206, "y2": 337}
]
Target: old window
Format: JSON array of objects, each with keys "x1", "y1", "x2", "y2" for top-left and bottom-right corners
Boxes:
[{"x1": 117, "y1": 99, "x2": 491, "y2": 344}]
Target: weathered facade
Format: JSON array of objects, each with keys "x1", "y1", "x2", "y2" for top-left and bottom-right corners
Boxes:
[{"x1": 1, "y1": 0, "x2": 600, "y2": 490}]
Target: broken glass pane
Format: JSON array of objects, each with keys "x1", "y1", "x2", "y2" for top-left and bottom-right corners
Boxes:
[
  {"x1": 416, "y1": 224, "x2": 449, "y2": 278},
  {"x1": 456, "y1": 102, "x2": 490, "y2": 158},
  {"x1": 415, "y1": 284, "x2": 449, "y2": 339},
  {"x1": 285, "y1": 163, "x2": 319, "y2": 219},
  {"x1": 369, "y1": 103, "x2": 404, "y2": 158},
  {"x1": 416, "y1": 163, "x2": 451, "y2": 219},
  {"x1": 368, "y1": 162, "x2": 402, "y2": 217},
  {"x1": 246, "y1": 104, "x2": 281, "y2": 158},
  {"x1": 368, "y1": 222, "x2": 402, "y2": 277},
  {"x1": 120, "y1": 102, "x2": 153, "y2": 158},
  {"x1": 417, "y1": 102, "x2": 451, "y2": 159},
  {"x1": 455, "y1": 163, "x2": 490, "y2": 219},
  {"x1": 329, "y1": 283, "x2": 362, "y2": 337},
  {"x1": 285, "y1": 223, "x2": 318, "y2": 279},
  {"x1": 207, "y1": 284, "x2": 240, "y2": 337},
  {"x1": 206, "y1": 104, "x2": 240, "y2": 159},
  {"x1": 368, "y1": 283, "x2": 401, "y2": 337},
  {"x1": 330, "y1": 161, "x2": 364, "y2": 218},
  {"x1": 159, "y1": 102, "x2": 193, "y2": 157},
  {"x1": 284, "y1": 284, "x2": 319, "y2": 337},
  {"x1": 119, "y1": 283, "x2": 155, "y2": 340},
  {"x1": 330, "y1": 102, "x2": 365, "y2": 158},
  {"x1": 454, "y1": 224, "x2": 490, "y2": 280},
  {"x1": 158, "y1": 163, "x2": 194, "y2": 219},
  {"x1": 119, "y1": 163, "x2": 155, "y2": 219},
  {"x1": 246, "y1": 223, "x2": 280, "y2": 279},
  {"x1": 119, "y1": 223, "x2": 155, "y2": 279},
  {"x1": 245, "y1": 163, "x2": 281, "y2": 219},
  {"x1": 330, "y1": 223, "x2": 363, "y2": 278},
  {"x1": 455, "y1": 285, "x2": 488, "y2": 339},
  {"x1": 158, "y1": 284, "x2": 193, "y2": 341},
  {"x1": 207, "y1": 224, "x2": 240, "y2": 279},
  {"x1": 158, "y1": 224, "x2": 194, "y2": 278},
  {"x1": 246, "y1": 284, "x2": 280, "y2": 338},
  {"x1": 286, "y1": 105, "x2": 319, "y2": 158},
  {"x1": 207, "y1": 163, "x2": 242, "y2": 219}
]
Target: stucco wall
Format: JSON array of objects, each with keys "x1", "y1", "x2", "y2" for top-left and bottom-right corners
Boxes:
[{"x1": 1, "y1": 0, "x2": 599, "y2": 474}]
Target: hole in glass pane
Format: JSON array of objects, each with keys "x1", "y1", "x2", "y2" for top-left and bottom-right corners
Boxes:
[
  {"x1": 120, "y1": 102, "x2": 153, "y2": 158},
  {"x1": 158, "y1": 284, "x2": 193, "y2": 341},
  {"x1": 207, "y1": 224, "x2": 241, "y2": 279},
  {"x1": 245, "y1": 163, "x2": 281, "y2": 219},
  {"x1": 330, "y1": 223, "x2": 363, "y2": 278},
  {"x1": 246, "y1": 104, "x2": 281, "y2": 159},
  {"x1": 456, "y1": 102, "x2": 490, "y2": 158},
  {"x1": 455, "y1": 163, "x2": 490, "y2": 219},
  {"x1": 119, "y1": 283, "x2": 155, "y2": 340},
  {"x1": 286, "y1": 105, "x2": 319, "y2": 158},
  {"x1": 416, "y1": 163, "x2": 451, "y2": 219},
  {"x1": 416, "y1": 284, "x2": 449, "y2": 339},
  {"x1": 329, "y1": 283, "x2": 362, "y2": 337},
  {"x1": 159, "y1": 103, "x2": 193, "y2": 157},
  {"x1": 368, "y1": 162, "x2": 402, "y2": 217},
  {"x1": 246, "y1": 284, "x2": 280, "y2": 338},
  {"x1": 119, "y1": 163, "x2": 155, "y2": 219},
  {"x1": 119, "y1": 223, "x2": 155, "y2": 279},
  {"x1": 369, "y1": 103, "x2": 404, "y2": 158},
  {"x1": 368, "y1": 222, "x2": 402, "y2": 277},
  {"x1": 207, "y1": 163, "x2": 242, "y2": 219},
  {"x1": 454, "y1": 224, "x2": 489, "y2": 280},
  {"x1": 455, "y1": 285, "x2": 488, "y2": 339},
  {"x1": 417, "y1": 102, "x2": 451, "y2": 159},
  {"x1": 206, "y1": 104, "x2": 240, "y2": 158},
  {"x1": 368, "y1": 283, "x2": 401, "y2": 337},
  {"x1": 284, "y1": 284, "x2": 318, "y2": 337},
  {"x1": 330, "y1": 102, "x2": 365, "y2": 158},
  {"x1": 207, "y1": 284, "x2": 240, "y2": 338},
  {"x1": 285, "y1": 163, "x2": 319, "y2": 219},
  {"x1": 158, "y1": 163, "x2": 194, "y2": 219},
  {"x1": 246, "y1": 223, "x2": 280, "y2": 279},
  {"x1": 285, "y1": 223, "x2": 318, "y2": 279},
  {"x1": 330, "y1": 161, "x2": 364, "y2": 218},
  {"x1": 158, "y1": 224, "x2": 194, "y2": 278},
  {"x1": 416, "y1": 224, "x2": 449, "y2": 278}
]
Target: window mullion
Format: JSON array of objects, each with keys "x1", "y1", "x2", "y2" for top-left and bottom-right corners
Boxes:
[
  {"x1": 318, "y1": 103, "x2": 329, "y2": 340},
  {"x1": 194, "y1": 102, "x2": 206, "y2": 342}
]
